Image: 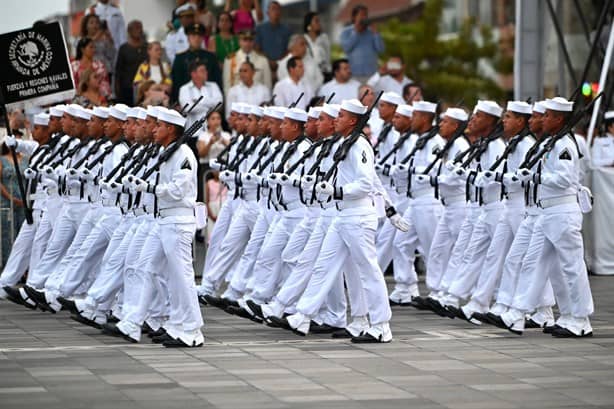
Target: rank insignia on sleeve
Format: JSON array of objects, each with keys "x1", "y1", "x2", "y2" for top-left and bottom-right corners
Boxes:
[
  {"x1": 559, "y1": 149, "x2": 571, "y2": 160},
  {"x1": 181, "y1": 158, "x2": 192, "y2": 170},
  {"x1": 361, "y1": 151, "x2": 367, "y2": 164}
]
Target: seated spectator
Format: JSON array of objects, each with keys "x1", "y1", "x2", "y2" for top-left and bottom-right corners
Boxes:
[
  {"x1": 403, "y1": 82, "x2": 423, "y2": 103},
  {"x1": 255, "y1": 1, "x2": 291, "y2": 73},
  {"x1": 208, "y1": 11, "x2": 239, "y2": 66},
  {"x1": 223, "y1": 29, "x2": 271, "y2": 95},
  {"x1": 303, "y1": 12, "x2": 331, "y2": 78},
  {"x1": 318, "y1": 58, "x2": 360, "y2": 104},
  {"x1": 135, "y1": 80, "x2": 170, "y2": 107},
  {"x1": 367, "y1": 56, "x2": 412, "y2": 95},
  {"x1": 593, "y1": 111, "x2": 614, "y2": 167},
  {"x1": 79, "y1": 13, "x2": 116, "y2": 77},
  {"x1": 197, "y1": 110, "x2": 231, "y2": 164},
  {"x1": 73, "y1": 68, "x2": 108, "y2": 107},
  {"x1": 115, "y1": 20, "x2": 147, "y2": 105},
  {"x1": 226, "y1": 61, "x2": 271, "y2": 118},
  {"x1": 71, "y1": 38, "x2": 112, "y2": 101},
  {"x1": 340, "y1": 4, "x2": 384, "y2": 82},
  {"x1": 277, "y1": 34, "x2": 323, "y2": 90},
  {"x1": 272, "y1": 56, "x2": 313, "y2": 110},
  {"x1": 178, "y1": 60, "x2": 223, "y2": 129},
  {"x1": 133, "y1": 41, "x2": 172, "y2": 94},
  {"x1": 225, "y1": 0, "x2": 262, "y2": 34}
]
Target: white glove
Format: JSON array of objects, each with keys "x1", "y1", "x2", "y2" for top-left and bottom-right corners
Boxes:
[
  {"x1": 480, "y1": 170, "x2": 497, "y2": 184},
  {"x1": 300, "y1": 175, "x2": 316, "y2": 189},
  {"x1": 444, "y1": 160, "x2": 456, "y2": 171},
  {"x1": 67, "y1": 178, "x2": 82, "y2": 189},
  {"x1": 473, "y1": 172, "x2": 486, "y2": 188},
  {"x1": 414, "y1": 174, "x2": 431, "y2": 185},
  {"x1": 66, "y1": 167, "x2": 80, "y2": 178},
  {"x1": 107, "y1": 181, "x2": 122, "y2": 193},
  {"x1": 24, "y1": 168, "x2": 37, "y2": 180},
  {"x1": 220, "y1": 170, "x2": 235, "y2": 183},
  {"x1": 278, "y1": 173, "x2": 292, "y2": 186},
  {"x1": 390, "y1": 213, "x2": 410, "y2": 232},
  {"x1": 315, "y1": 181, "x2": 335, "y2": 202},
  {"x1": 502, "y1": 172, "x2": 520, "y2": 188},
  {"x1": 210, "y1": 159, "x2": 223, "y2": 171},
  {"x1": 242, "y1": 172, "x2": 262, "y2": 186},
  {"x1": 454, "y1": 166, "x2": 466, "y2": 177},
  {"x1": 374, "y1": 163, "x2": 384, "y2": 174},
  {"x1": 267, "y1": 173, "x2": 283, "y2": 186},
  {"x1": 133, "y1": 178, "x2": 149, "y2": 192},
  {"x1": 516, "y1": 168, "x2": 532, "y2": 182},
  {"x1": 55, "y1": 165, "x2": 67, "y2": 178},
  {"x1": 5, "y1": 135, "x2": 17, "y2": 148},
  {"x1": 390, "y1": 163, "x2": 408, "y2": 178},
  {"x1": 79, "y1": 168, "x2": 95, "y2": 181}
]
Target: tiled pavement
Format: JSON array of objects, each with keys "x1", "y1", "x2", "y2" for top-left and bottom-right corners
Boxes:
[{"x1": 1, "y1": 276, "x2": 614, "y2": 409}]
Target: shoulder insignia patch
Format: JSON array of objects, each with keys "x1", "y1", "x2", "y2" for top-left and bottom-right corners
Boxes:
[
  {"x1": 361, "y1": 150, "x2": 367, "y2": 164},
  {"x1": 559, "y1": 148, "x2": 571, "y2": 160},
  {"x1": 432, "y1": 146, "x2": 441, "y2": 155},
  {"x1": 181, "y1": 158, "x2": 192, "y2": 170}
]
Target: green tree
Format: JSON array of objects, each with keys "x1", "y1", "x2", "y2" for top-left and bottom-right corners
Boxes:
[{"x1": 378, "y1": 0, "x2": 506, "y2": 107}]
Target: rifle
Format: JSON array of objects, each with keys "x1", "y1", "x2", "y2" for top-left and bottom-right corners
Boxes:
[
  {"x1": 282, "y1": 137, "x2": 327, "y2": 176},
  {"x1": 487, "y1": 126, "x2": 534, "y2": 172},
  {"x1": 377, "y1": 130, "x2": 413, "y2": 166},
  {"x1": 47, "y1": 137, "x2": 92, "y2": 168},
  {"x1": 304, "y1": 134, "x2": 342, "y2": 176},
  {"x1": 460, "y1": 122, "x2": 504, "y2": 168},
  {"x1": 68, "y1": 137, "x2": 109, "y2": 170},
  {"x1": 399, "y1": 125, "x2": 440, "y2": 165},
  {"x1": 422, "y1": 120, "x2": 468, "y2": 175}
]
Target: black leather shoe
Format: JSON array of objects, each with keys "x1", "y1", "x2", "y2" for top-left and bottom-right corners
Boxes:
[
  {"x1": 24, "y1": 286, "x2": 55, "y2": 313},
  {"x1": 141, "y1": 322, "x2": 155, "y2": 335},
  {"x1": 543, "y1": 324, "x2": 561, "y2": 334},
  {"x1": 487, "y1": 314, "x2": 508, "y2": 330},
  {"x1": 389, "y1": 299, "x2": 412, "y2": 307},
  {"x1": 409, "y1": 297, "x2": 430, "y2": 310},
  {"x1": 424, "y1": 297, "x2": 449, "y2": 317},
  {"x1": 310, "y1": 323, "x2": 344, "y2": 334},
  {"x1": 246, "y1": 300, "x2": 264, "y2": 320},
  {"x1": 351, "y1": 333, "x2": 390, "y2": 343},
  {"x1": 149, "y1": 327, "x2": 166, "y2": 338},
  {"x1": 58, "y1": 297, "x2": 80, "y2": 315},
  {"x1": 268, "y1": 316, "x2": 292, "y2": 330},
  {"x1": 472, "y1": 312, "x2": 491, "y2": 325},
  {"x1": 162, "y1": 338, "x2": 203, "y2": 348},
  {"x1": 331, "y1": 329, "x2": 355, "y2": 339},
  {"x1": 101, "y1": 323, "x2": 125, "y2": 337},
  {"x1": 107, "y1": 314, "x2": 120, "y2": 324},
  {"x1": 551, "y1": 327, "x2": 593, "y2": 338},
  {"x1": 71, "y1": 313, "x2": 102, "y2": 329},
  {"x1": 198, "y1": 295, "x2": 208, "y2": 306},
  {"x1": 525, "y1": 318, "x2": 543, "y2": 329},
  {"x1": 204, "y1": 295, "x2": 228, "y2": 309},
  {"x1": 3, "y1": 286, "x2": 36, "y2": 310},
  {"x1": 152, "y1": 333, "x2": 174, "y2": 344}
]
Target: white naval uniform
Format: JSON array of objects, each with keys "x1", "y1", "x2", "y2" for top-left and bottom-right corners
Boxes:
[
  {"x1": 272, "y1": 77, "x2": 314, "y2": 111},
  {"x1": 317, "y1": 79, "x2": 360, "y2": 104},
  {"x1": 178, "y1": 80, "x2": 224, "y2": 130},
  {"x1": 165, "y1": 26, "x2": 189, "y2": 65},
  {"x1": 223, "y1": 49, "x2": 272, "y2": 95},
  {"x1": 591, "y1": 133, "x2": 614, "y2": 167},
  {"x1": 225, "y1": 81, "x2": 271, "y2": 119}
]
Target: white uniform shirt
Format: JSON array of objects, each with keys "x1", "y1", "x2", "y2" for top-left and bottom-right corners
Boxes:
[
  {"x1": 165, "y1": 27, "x2": 188, "y2": 65},
  {"x1": 178, "y1": 80, "x2": 224, "y2": 130},
  {"x1": 537, "y1": 135, "x2": 581, "y2": 211},
  {"x1": 225, "y1": 81, "x2": 271, "y2": 119},
  {"x1": 408, "y1": 133, "x2": 445, "y2": 203},
  {"x1": 477, "y1": 137, "x2": 506, "y2": 204},
  {"x1": 437, "y1": 137, "x2": 470, "y2": 201},
  {"x1": 317, "y1": 79, "x2": 360, "y2": 104},
  {"x1": 223, "y1": 49, "x2": 272, "y2": 95},
  {"x1": 277, "y1": 54, "x2": 323, "y2": 91},
  {"x1": 156, "y1": 143, "x2": 198, "y2": 224},
  {"x1": 272, "y1": 77, "x2": 314, "y2": 111},
  {"x1": 86, "y1": 2, "x2": 126, "y2": 51},
  {"x1": 591, "y1": 133, "x2": 614, "y2": 167},
  {"x1": 367, "y1": 72, "x2": 412, "y2": 96},
  {"x1": 500, "y1": 135, "x2": 535, "y2": 198}
]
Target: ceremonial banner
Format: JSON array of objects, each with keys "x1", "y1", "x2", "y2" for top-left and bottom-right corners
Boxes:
[{"x1": 0, "y1": 22, "x2": 75, "y2": 109}]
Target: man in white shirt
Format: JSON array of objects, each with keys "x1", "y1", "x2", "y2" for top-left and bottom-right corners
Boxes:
[
  {"x1": 223, "y1": 30, "x2": 272, "y2": 95},
  {"x1": 86, "y1": 0, "x2": 126, "y2": 51},
  {"x1": 368, "y1": 56, "x2": 412, "y2": 96},
  {"x1": 178, "y1": 60, "x2": 223, "y2": 129},
  {"x1": 318, "y1": 58, "x2": 360, "y2": 104},
  {"x1": 277, "y1": 34, "x2": 323, "y2": 91},
  {"x1": 592, "y1": 111, "x2": 614, "y2": 167},
  {"x1": 226, "y1": 61, "x2": 271, "y2": 119},
  {"x1": 165, "y1": 3, "x2": 197, "y2": 65},
  {"x1": 272, "y1": 57, "x2": 314, "y2": 110}
]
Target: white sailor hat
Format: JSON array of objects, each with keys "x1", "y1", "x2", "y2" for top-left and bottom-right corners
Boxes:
[
  {"x1": 66, "y1": 104, "x2": 91, "y2": 121},
  {"x1": 475, "y1": 100, "x2": 503, "y2": 118},
  {"x1": 413, "y1": 100, "x2": 437, "y2": 114},
  {"x1": 238, "y1": 103, "x2": 253, "y2": 115},
  {"x1": 321, "y1": 103, "x2": 340, "y2": 119},
  {"x1": 126, "y1": 107, "x2": 140, "y2": 119},
  {"x1": 175, "y1": 2, "x2": 196, "y2": 15},
  {"x1": 308, "y1": 106, "x2": 322, "y2": 119},
  {"x1": 134, "y1": 107, "x2": 148, "y2": 120},
  {"x1": 395, "y1": 104, "x2": 414, "y2": 118},
  {"x1": 33, "y1": 113, "x2": 50, "y2": 126},
  {"x1": 230, "y1": 102, "x2": 242, "y2": 113},
  {"x1": 158, "y1": 108, "x2": 186, "y2": 127},
  {"x1": 380, "y1": 91, "x2": 404, "y2": 106},
  {"x1": 251, "y1": 105, "x2": 264, "y2": 117},
  {"x1": 266, "y1": 106, "x2": 287, "y2": 120},
  {"x1": 340, "y1": 99, "x2": 367, "y2": 115},
  {"x1": 285, "y1": 107, "x2": 308, "y2": 122},
  {"x1": 544, "y1": 97, "x2": 574, "y2": 112},
  {"x1": 109, "y1": 104, "x2": 129, "y2": 121},
  {"x1": 442, "y1": 107, "x2": 468, "y2": 122},
  {"x1": 92, "y1": 106, "x2": 110, "y2": 119},
  {"x1": 506, "y1": 101, "x2": 532, "y2": 115},
  {"x1": 532, "y1": 101, "x2": 547, "y2": 114},
  {"x1": 146, "y1": 105, "x2": 161, "y2": 118},
  {"x1": 605, "y1": 111, "x2": 614, "y2": 120},
  {"x1": 49, "y1": 104, "x2": 66, "y2": 117}
]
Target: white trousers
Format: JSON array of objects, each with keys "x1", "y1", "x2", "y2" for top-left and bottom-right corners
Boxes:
[
  {"x1": 200, "y1": 198, "x2": 237, "y2": 281},
  {"x1": 0, "y1": 210, "x2": 42, "y2": 287},
  {"x1": 376, "y1": 197, "x2": 409, "y2": 271}
]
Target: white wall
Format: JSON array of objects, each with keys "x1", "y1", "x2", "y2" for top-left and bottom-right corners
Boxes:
[{"x1": 119, "y1": 0, "x2": 173, "y2": 42}]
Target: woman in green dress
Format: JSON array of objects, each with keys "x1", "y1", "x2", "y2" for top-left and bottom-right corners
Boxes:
[
  {"x1": 207, "y1": 11, "x2": 239, "y2": 67},
  {"x1": 0, "y1": 142, "x2": 27, "y2": 267}
]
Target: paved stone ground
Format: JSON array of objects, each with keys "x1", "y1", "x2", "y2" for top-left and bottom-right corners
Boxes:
[{"x1": 1, "y1": 275, "x2": 613, "y2": 409}]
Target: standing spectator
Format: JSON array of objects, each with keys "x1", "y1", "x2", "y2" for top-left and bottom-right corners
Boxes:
[
  {"x1": 226, "y1": 0, "x2": 262, "y2": 34},
  {"x1": 71, "y1": 38, "x2": 112, "y2": 101},
  {"x1": 360, "y1": 83, "x2": 383, "y2": 142},
  {"x1": 197, "y1": 110, "x2": 231, "y2": 164},
  {"x1": 165, "y1": 3, "x2": 197, "y2": 65},
  {"x1": 172, "y1": 23, "x2": 222, "y2": 103},
  {"x1": 79, "y1": 14, "x2": 116, "y2": 78},
  {"x1": 593, "y1": 111, "x2": 614, "y2": 167},
  {"x1": 403, "y1": 82, "x2": 423, "y2": 104},
  {"x1": 85, "y1": 0, "x2": 126, "y2": 51},
  {"x1": 178, "y1": 61, "x2": 223, "y2": 129},
  {"x1": 226, "y1": 61, "x2": 271, "y2": 118},
  {"x1": 208, "y1": 12, "x2": 239, "y2": 66},
  {"x1": 317, "y1": 58, "x2": 359, "y2": 104},
  {"x1": 205, "y1": 171, "x2": 227, "y2": 243},
  {"x1": 368, "y1": 56, "x2": 412, "y2": 95},
  {"x1": 193, "y1": 0, "x2": 215, "y2": 41},
  {"x1": 133, "y1": 41, "x2": 173, "y2": 94},
  {"x1": 340, "y1": 4, "x2": 384, "y2": 82},
  {"x1": 114, "y1": 20, "x2": 147, "y2": 106},
  {"x1": 0, "y1": 139, "x2": 27, "y2": 267},
  {"x1": 72, "y1": 69, "x2": 108, "y2": 107},
  {"x1": 255, "y1": 1, "x2": 291, "y2": 73},
  {"x1": 223, "y1": 30, "x2": 271, "y2": 95},
  {"x1": 272, "y1": 57, "x2": 313, "y2": 110},
  {"x1": 303, "y1": 12, "x2": 331, "y2": 79},
  {"x1": 276, "y1": 35, "x2": 323, "y2": 91}
]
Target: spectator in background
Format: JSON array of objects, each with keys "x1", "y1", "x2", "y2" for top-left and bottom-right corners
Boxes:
[
  {"x1": 368, "y1": 56, "x2": 412, "y2": 95},
  {"x1": 318, "y1": 58, "x2": 359, "y2": 104},
  {"x1": 193, "y1": 0, "x2": 215, "y2": 41},
  {"x1": 592, "y1": 111, "x2": 614, "y2": 167},
  {"x1": 85, "y1": 0, "x2": 126, "y2": 51},
  {"x1": 273, "y1": 56, "x2": 313, "y2": 110},
  {"x1": 205, "y1": 171, "x2": 227, "y2": 243},
  {"x1": 303, "y1": 12, "x2": 331, "y2": 79},
  {"x1": 71, "y1": 38, "x2": 111, "y2": 101},
  {"x1": 340, "y1": 4, "x2": 384, "y2": 83},
  {"x1": 136, "y1": 81, "x2": 170, "y2": 107},
  {"x1": 165, "y1": 3, "x2": 197, "y2": 65},
  {"x1": 360, "y1": 83, "x2": 383, "y2": 142},
  {"x1": 171, "y1": 23, "x2": 222, "y2": 103},
  {"x1": 73, "y1": 69, "x2": 108, "y2": 107},
  {"x1": 133, "y1": 41, "x2": 172, "y2": 94},
  {"x1": 114, "y1": 20, "x2": 147, "y2": 106},
  {"x1": 277, "y1": 35, "x2": 323, "y2": 91},
  {"x1": 226, "y1": 0, "x2": 262, "y2": 34},
  {"x1": 255, "y1": 1, "x2": 291, "y2": 73},
  {"x1": 197, "y1": 110, "x2": 231, "y2": 164},
  {"x1": 403, "y1": 82, "x2": 423, "y2": 103},
  {"x1": 223, "y1": 30, "x2": 271, "y2": 95},
  {"x1": 208, "y1": 12, "x2": 239, "y2": 66},
  {"x1": 80, "y1": 14, "x2": 116, "y2": 78},
  {"x1": 178, "y1": 60, "x2": 223, "y2": 129},
  {"x1": 226, "y1": 61, "x2": 271, "y2": 118}
]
